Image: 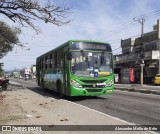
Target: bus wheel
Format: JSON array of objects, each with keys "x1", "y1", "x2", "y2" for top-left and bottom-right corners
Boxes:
[{"x1": 57, "y1": 81, "x2": 63, "y2": 98}]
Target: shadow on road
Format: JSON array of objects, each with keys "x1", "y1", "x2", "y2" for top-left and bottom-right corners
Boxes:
[
  {"x1": 25, "y1": 86, "x2": 60, "y2": 99},
  {"x1": 25, "y1": 86, "x2": 107, "y2": 101},
  {"x1": 66, "y1": 96, "x2": 107, "y2": 102}
]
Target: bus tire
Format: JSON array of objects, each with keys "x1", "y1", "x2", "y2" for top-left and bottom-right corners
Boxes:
[{"x1": 57, "y1": 81, "x2": 63, "y2": 98}]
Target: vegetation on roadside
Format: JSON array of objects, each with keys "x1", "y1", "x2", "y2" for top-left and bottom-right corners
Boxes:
[
  {"x1": 0, "y1": 66, "x2": 4, "y2": 77},
  {"x1": 0, "y1": 21, "x2": 20, "y2": 59}
]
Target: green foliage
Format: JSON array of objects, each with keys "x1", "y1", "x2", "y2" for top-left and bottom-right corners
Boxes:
[
  {"x1": 0, "y1": 66, "x2": 4, "y2": 77},
  {"x1": 0, "y1": 21, "x2": 20, "y2": 59}
]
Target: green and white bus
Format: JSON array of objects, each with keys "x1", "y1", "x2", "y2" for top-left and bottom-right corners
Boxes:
[{"x1": 36, "y1": 40, "x2": 114, "y2": 97}]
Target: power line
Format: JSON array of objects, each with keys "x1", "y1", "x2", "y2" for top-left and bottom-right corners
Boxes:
[
  {"x1": 112, "y1": 47, "x2": 121, "y2": 51},
  {"x1": 134, "y1": 10, "x2": 160, "y2": 19},
  {"x1": 97, "y1": 10, "x2": 160, "y2": 42},
  {"x1": 97, "y1": 21, "x2": 136, "y2": 40}
]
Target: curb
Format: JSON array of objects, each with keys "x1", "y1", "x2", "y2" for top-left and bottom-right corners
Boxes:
[
  {"x1": 115, "y1": 87, "x2": 160, "y2": 95},
  {"x1": 8, "y1": 82, "x2": 25, "y2": 88}
]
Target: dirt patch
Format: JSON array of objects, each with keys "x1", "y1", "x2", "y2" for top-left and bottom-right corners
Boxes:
[
  {"x1": 0, "y1": 97, "x2": 26, "y2": 115},
  {"x1": 0, "y1": 115, "x2": 27, "y2": 122},
  {"x1": 0, "y1": 91, "x2": 27, "y2": 125}
]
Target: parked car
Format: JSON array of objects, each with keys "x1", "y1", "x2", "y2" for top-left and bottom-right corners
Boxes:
[
  {"x1": 0, "y1": 78, "x2": 9, "y2": 90},
  {"x1": 154, "y1": 74, "x2": 160, "y2": 85}
]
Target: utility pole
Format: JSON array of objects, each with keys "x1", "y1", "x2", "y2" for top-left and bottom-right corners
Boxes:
[{"x1": 134, "y1": 18, "x2": 145, "y2": 86}]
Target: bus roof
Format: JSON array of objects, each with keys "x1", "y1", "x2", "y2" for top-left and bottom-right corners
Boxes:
[{"x1": 37, "y1": 40, "x2": 110, "y2": 59}]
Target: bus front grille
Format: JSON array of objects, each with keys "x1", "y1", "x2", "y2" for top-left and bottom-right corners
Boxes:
[
  {"x1": 81, "y1": 80, "x2": 106, "y2": 84},
  {"x1": 83, "y1": 85, "x2": 105, "y2": 88},
  {"x1": 86, "y1": 89, "x2": 102, "y2": 92}
]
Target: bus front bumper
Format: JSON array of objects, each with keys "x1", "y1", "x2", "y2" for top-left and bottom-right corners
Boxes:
[{"x1": 70, "y1": 85, "x2": 114, "y2": 96}]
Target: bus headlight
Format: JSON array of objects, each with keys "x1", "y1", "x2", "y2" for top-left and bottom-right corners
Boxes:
[
  {"x1": 70, "y1": 80, "x2": 82, "y2": 88},
  {"x1": 106, "y1": 80, "x2": 114, "y2": 87}
]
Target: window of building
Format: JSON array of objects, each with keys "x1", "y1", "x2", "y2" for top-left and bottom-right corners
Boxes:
[{"x1": 145, "y1": 43, "x2": 157, "y2": 51}]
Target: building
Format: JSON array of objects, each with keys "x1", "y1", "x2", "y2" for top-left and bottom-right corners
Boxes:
[
  {"x1": 19, "y1": 65, "x2": 36, "y2": 79},
  {"x1": 31, "y1": 65, "x2": 36, "y2": 79},
  {"x1": 115, "y1": 19, "x2": 160, "y2": 84}
]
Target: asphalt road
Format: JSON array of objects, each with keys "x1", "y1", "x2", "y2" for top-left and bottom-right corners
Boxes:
[{"x1": 9, "y1": 78, "x2": 160, "y2": 125}]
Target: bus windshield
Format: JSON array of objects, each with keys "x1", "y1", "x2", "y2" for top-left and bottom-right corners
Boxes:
[{"x1": 71, "y1": 51, "x2": 112, "y2": 77}]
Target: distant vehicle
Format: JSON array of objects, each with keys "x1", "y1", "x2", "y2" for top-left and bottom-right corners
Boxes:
[
  {"x1": 154, "y1": 74, "x2": 160, "y2": 85},
  {"x1": 36, "y1": 40, "x2": 114, "y2": 97},
  {"x1": 0, "y1": 78, "x2": 9, "y2": 90},
  {"x1": 5, "y1": 74, "x2": 9, "y2": 78},
  {"x1": 24, "y1": 68, "x2": 31, "y2": 80},
  {"x1": 13, "y1": 72, "x2": 19, "y2": 78}
]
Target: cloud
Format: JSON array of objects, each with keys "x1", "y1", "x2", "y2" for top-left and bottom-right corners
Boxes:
[{"x1": 1, "y1": 0, "x2": 160, "y2": 70}]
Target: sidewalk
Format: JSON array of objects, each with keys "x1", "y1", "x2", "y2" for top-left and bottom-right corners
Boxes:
[
  {"x1": 115, "y1": 83, "x2": 160, "y2": 95},
  {"x1": 1, "y1": 81, "x2": 155, "y2": 134}
]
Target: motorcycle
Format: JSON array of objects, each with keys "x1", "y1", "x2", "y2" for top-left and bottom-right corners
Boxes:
[{"x1": 0, "y1": 78, "x2": 9, "y2": 90}]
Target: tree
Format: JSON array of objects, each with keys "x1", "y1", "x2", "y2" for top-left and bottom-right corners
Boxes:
[
  {"x1": 0, "y1": 0, "x2": 71, "y2": 58},
  {"x1": 0, "y1": 0, "x2": 71, "y2": 32},
  {"x1": 0, "y1": 67, "x2": 4, "y2": 77},
  {"x1": 0, "y1": 21, "x2": 20, "y2": 58}
]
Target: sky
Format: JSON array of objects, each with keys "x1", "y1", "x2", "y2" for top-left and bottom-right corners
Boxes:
[{"x1": 1, "y1": 0, "x2": 160, "y2": 71}]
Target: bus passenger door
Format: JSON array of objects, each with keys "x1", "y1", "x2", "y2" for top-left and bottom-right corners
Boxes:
[{"x1": 63, "y1": 52, "x2": 69, "y2": 95}]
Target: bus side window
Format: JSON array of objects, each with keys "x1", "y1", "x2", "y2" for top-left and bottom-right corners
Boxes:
[
  {"x1": 42, "y1": 58, "x2": 45, "y2": 69},
  {"x1": 39, "y1": 59, "x2": 41, "y2": 70},
  {"x1": 55, "y1": 52, "x2": 57, "y2": 68},
  {"x1": 56, "y1": 51, "x2": 63, "y2": 68},
  {"x1": 45, "y1": 56, "x2": 48, "y2": 69},
  {"x1": 49, "y1": 54, "x2": 52, "y2": 69},
  {"x1": 52, "y1": 53, "x2": 55, "y2": 68}
]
